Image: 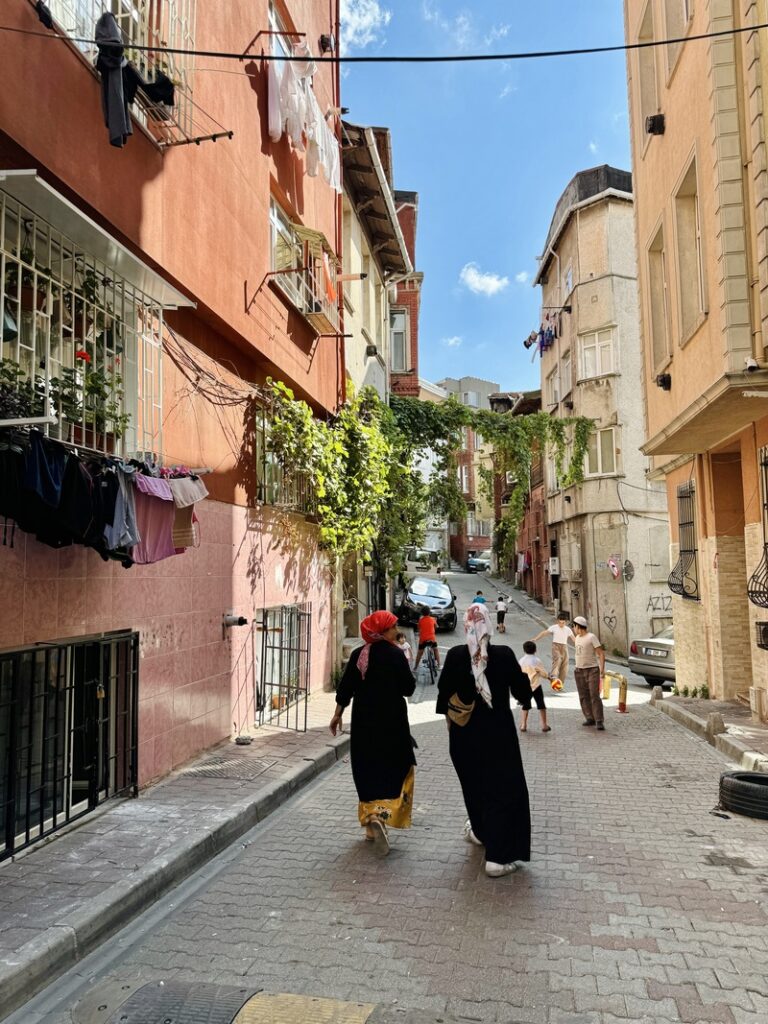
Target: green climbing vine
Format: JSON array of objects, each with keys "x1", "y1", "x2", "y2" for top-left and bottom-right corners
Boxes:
[{"x1": 265, "y1": 381, "x2": 593, "y2": 581}]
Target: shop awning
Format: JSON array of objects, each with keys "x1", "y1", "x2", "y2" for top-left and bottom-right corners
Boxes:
[{"x1": 0, "y1": 170, "x2": 194, "y2": 309}]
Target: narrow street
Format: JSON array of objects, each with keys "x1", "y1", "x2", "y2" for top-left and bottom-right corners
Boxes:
[{"x1": 11, "y1": 579, "x2": 768, "y2": 1024}]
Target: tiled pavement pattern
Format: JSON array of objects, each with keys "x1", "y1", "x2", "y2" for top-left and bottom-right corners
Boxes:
[{"x1": 31, "y1": 693, "x2": 768, "y2": 1024}]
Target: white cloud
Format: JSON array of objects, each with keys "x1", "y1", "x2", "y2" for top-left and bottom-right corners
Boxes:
[
  {"x1": 515, "y1": 271, "x2": 530, "y2": 285},
  {"x1": 422, "y1": 2, "x2": 474, "y2": 49},
  {"x1": 459, "y1": 262, "x2": 510, "y2": 297},
  {"x1": 340, "y1": 0, "x2": 392, "y2": 53},
  {"x1": 499, "y1": 82, "x2": 516, "y2": 100},
  {"x1": 485, "y1": 23, "x2": 510, "y2": 45},
  {"x1": 588, "y1": 140, "x2": 599, "y2": 155},
  {"x1": 442, "y1": 336, "x2": 463, "y2": 348}
]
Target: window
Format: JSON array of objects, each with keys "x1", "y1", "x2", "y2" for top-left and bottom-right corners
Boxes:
[
  {"x1": 580, "y1": 329, "x2": 614, "y2": 379},
  {"x1": 270, "y1": 198, "x2": 301, "y2": 277},
  {"x1": 668, "y1": 481, "x2": 699, "y2": 600},
  {"x1": 675, "y1": 159, "x2": 705, "y2": 342},
  {"x1": 460, "y1": 465, "x2": 470, "y2": 493},
  {"x1": 546, "y1": 368, "x2": 560, "y2": 407},
  {"x1": 563, "y1": 265, "x2": 573, "y2": 298},
  {"x1": 561, "y1": 350, "x2": 572, "y2": 397},
  {"x1": 648, "y1": 225, "x2": 671, "y2": 368},
  {"x1": 0, "y1": 186, "x2": 163, "y2": 457},
  {"x1": 473, "y1": 431, "x2": 483, "y2": 451},
  {"x1": 585, "y1": 428, "x2": 617, "y2": 477},
  {"x1": 268, "y1": 199, "x2": 340, "y2": 333},
  {"x1": 269, "y1": 0, "x2": 292, "y2": 59},
  {"x1": 664, "y1": 0, "x2": 693, "y2": 72},
  {"x1": 390, "y1": 309, "x2": 407, "y2": 371},
  {"x1": 254, "y1": 405, "x2": 314, "y2": 513},
  {"x1": 49, "y1": 0, "x2": 197, "y2": 139},
  {"x1": 462, "y1": 390, "x2": 480, "y2": 407},
  {"x1": 637, "y1": 3, "x2": 658, "y2": 132}
]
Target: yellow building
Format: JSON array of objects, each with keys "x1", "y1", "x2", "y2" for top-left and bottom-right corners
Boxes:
[{"x1": 624, "y1": 0, "x2": 768, "y2": 718}]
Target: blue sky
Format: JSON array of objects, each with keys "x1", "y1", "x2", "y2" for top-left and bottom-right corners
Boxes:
[{"x1": 341, "y1": 0, "x2": 632, "y2": 392}]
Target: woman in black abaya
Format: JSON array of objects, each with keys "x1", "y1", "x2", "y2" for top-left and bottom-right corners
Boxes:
[
  {"x1": 331, "y1": 610, "x2": 416, "y2": 856},
  {"x1": 437, "y1": 602, "x2": 532, "y2": 877}
]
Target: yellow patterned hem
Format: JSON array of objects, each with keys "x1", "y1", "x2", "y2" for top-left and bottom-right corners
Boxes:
[{"x1": 358, "y1": 766, "x2": 414, "y2": 829}]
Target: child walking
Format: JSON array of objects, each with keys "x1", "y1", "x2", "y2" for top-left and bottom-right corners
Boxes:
[{"x1": 518, "y1": 641, "x2": 552, "y2": 733}]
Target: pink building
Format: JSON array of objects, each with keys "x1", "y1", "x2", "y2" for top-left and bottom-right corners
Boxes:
[{"x1": 0, "y1": 0, "x2": 343, "y2": 857}]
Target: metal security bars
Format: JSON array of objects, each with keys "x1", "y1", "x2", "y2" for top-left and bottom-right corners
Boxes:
[
  {"x1": 0, "y1": 186, "x2": 164, "y2": 457},
  {"x1": 0, "y1": 631, "x2": 139, "y2": 861},
  {"x1": 668, "y1": 481, "x2": 699, "y2": 600},
  {"x1": 747, "y1": 448, "x2": 768, "y2": 607},
  {"x1": 254, "y1": 405, "x2": 315, "y2": 514},
  {"x1": 48, "y1": 0, "x2": 198, "y2": 143},
  {"x1": 257, "y1": 604, "x2": 311, "y2": 732}
]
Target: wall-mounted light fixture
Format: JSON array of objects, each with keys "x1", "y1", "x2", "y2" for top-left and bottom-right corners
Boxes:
[
  {"x1": 365, "y1": 343, "x2": 378, "y2": 358},
  {"x1": 646, "y1": 114, "x2": 666, "y2": 135},
  {"x1": 223, "y1": 612, "x2": 248, "y2": 628},
  {"x1": 655, "y1": 372, "x2": 672, "y2": 391}
]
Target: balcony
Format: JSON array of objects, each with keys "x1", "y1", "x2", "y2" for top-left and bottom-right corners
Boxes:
[{"x1": 270, "y1": 218, "x2": 341, "y2": 337}]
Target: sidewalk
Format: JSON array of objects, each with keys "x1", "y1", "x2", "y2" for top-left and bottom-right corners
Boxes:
[
  {"x1": 0, "y1": 689, "x2": 347, "y2": 1020},
  {"x1": 653, "y1": 691, "x2": 768, "y2": 772}
]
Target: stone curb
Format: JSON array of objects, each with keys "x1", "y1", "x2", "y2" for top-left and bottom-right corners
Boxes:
[
  {"x1": 653, "y1": 697, "x2": 768, "y2": 773},
  {"x1": 0, "y1": 735, "x2": 351, "y2": 1022}
]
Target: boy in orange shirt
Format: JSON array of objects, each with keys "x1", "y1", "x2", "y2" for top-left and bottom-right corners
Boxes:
[{"x1": 413, "y1": 606, "x2": 440, "y2": 674}]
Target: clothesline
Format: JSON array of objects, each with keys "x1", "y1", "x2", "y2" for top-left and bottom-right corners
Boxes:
[{"x1": 5, "y1": 18, "x2": 768, "y2": 64}]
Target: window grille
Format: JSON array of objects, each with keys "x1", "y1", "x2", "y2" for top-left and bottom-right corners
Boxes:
[
  {"x1": 48, "y1": 0, "x2": 198, "y2": 143},
  {"x1": 0, "y1": 631, "x2": 139, "y2": 860},
  {"x1": 668, "y1": 480, "x2": 699, "y2": 600},
  {"x1": 747, "y1": 448, "x2": 768, "y2": 607},
  {"x1": 256, "y1": 604, "x2": 311, "y2": 731},
  {"x1": 254, "y1": 405, "x2": 315, "y2": 515},
  {"x1": 0, "y1": 187, "x2": 163, "y2": 457},
  {"x1": 269, "y1": 202, "x2": 340, "y2": 335}
]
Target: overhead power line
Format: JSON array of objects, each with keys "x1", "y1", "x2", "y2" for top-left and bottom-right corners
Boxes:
[{"x1": 2, "y1": 19, "x2": 768, "y2": 64}]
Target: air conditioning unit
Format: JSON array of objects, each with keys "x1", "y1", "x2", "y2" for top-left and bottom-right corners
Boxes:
[
  {"x1": 548, "y1": 557, "x2": 560, "y2": 575},
  {"x1": 645, "y1": 113, "x2": 665, "y2": 135}
]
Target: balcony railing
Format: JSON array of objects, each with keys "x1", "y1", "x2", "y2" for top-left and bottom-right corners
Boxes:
[{"x1": 273, "y1": 262, "x2": 341, "y2": 336}]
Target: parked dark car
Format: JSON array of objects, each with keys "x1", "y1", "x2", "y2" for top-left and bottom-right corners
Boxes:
[
  {"x1": 628, "y1": 625, "x2": 675, "y2": 686},
  {"x1": 398, "y1": 577, "x2": 458, "y2": 632},
  {"x1": 466, "y1": 549, "x2": 491, "y2": 573}
]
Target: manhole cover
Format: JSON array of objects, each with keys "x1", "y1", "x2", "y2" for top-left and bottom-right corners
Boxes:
[{"x1": 181, "y1": 753, "x2": 277, "y2": 781}]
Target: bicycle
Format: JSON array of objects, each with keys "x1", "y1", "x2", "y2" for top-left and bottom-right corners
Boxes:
[{"x1": 423, "y1": 644, "x2": 438, "y2": 686}]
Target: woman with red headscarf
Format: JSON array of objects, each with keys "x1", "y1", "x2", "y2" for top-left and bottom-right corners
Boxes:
[{"x1": 330, "y1": 610, "x2": 416, "y2": 854}]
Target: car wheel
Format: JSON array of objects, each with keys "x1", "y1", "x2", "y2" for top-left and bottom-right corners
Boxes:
[
  {"x1": 644, "y1": 676, "x2": 657, "y2": 687},
  {"x1": 719, "y1": 772, "x2": 768, "y2": 820}
]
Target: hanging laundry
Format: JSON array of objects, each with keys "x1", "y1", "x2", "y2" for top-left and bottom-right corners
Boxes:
[
  {"x1": 95, "y1": 13, "x2": 133, "y2": 148},
  {"x1": 306, "y1": 89, "x2": 342, "y2": 193},
  {"x1": 168, "y1": 476, "x2": 208, "y2": 549},
  {"x1": 131, "y1": 475, "x2": 177, "y2": 565},
  {"x1": 35, "y1": 1, "x2": 54, "y2": 30},
  {"x1": 104, "y1": 466, "x2": 141, "y2": 551},
  {"x1": 278, "y1": 41, "x2": 316, "y2": 152},
  {"x1": 268, "y1": 59, "x2": 283, "y2": 142}
]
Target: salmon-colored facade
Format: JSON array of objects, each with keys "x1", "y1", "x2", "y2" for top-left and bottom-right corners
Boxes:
[{"x1": 0, "y1": 0, "x2": 343, "y2": 813}]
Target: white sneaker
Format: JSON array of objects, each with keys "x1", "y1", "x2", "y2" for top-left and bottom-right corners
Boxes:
[
  {"x1": 485, "y1": 861, "x2": 519, "y2": 877},
  {"x1": 462, "y1": 820, "x2": 483, "y2": 846}
]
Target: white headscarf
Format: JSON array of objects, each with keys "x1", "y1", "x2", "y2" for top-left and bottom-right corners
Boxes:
[{"x1": 463, "y1": 603, "x2": 493, "y2": 708}]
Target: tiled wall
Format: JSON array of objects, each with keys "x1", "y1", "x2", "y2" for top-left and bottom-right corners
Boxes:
[{"x1": 0, "y1": 499, "x2": 333, "y2": 787}]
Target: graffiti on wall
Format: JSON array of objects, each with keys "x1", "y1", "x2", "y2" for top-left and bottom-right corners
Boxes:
[{"x1": 647, "y1": 594, "x2": 673, "y2": 613}]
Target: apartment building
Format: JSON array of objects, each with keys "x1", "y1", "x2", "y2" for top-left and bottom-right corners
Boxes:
[
  {"x1": 624, "y1": 0, "x2": 768, "y2": 718},
  {"x1": 437, "y1": 376, "x2": 499, "y2": 567},
  {"x1": 534, "y1": 166, "x2": 669, "y2": 655},
  {"x1": 0, "y1": 0, "x2": 343, "y2": 856},
  {"x1": 340, "y1": 121, "x2": 412, "y2": 636}
]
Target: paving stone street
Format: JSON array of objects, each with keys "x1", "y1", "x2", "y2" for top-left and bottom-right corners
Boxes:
[{"x1": 10, "y1": 577, "x2": 768, "y2": 1024}]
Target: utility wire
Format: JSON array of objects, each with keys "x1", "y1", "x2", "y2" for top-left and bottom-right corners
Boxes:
[{"x1": 3, "y1": 19, "x2": 768, "y2": 64}]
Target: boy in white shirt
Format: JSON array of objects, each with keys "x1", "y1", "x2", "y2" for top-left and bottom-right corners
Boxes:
[
  {"x1": 517, "y1": 641, "x2": 552, "y2": 733},
  {"x1": 495, "y1": 596, "x2": 508, "y2": 633},
  {"x1": 531, "y1": 611, "x2": 574, "y2": 688}
]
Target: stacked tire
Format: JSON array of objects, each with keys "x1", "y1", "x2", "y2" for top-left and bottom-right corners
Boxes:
[{"x1": 719, "y1": 771, "x2": 768, "y2": 820}]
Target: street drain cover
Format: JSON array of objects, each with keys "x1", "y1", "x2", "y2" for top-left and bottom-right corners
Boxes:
[
  {"x1": 181, "y1": 753, "x2": 277, "y2": 781},
  {"x1": 92, "y1": 981, "x2": 255, "y2": 1024}
]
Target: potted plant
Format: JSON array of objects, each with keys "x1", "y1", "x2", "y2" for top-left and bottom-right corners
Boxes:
[
  {"x1": 3, "y1": 247, "x2": 53, "y2": 324},
  {"x1": 0, "y1": 357, "x2": 43, "y2": 421},
  {"x1": 50, "y1": 349, "x2": 130, "y2": 450}
]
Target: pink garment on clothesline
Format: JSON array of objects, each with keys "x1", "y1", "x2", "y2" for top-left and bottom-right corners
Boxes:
[{"x1": 131, "y1": 476, "x2": 177, "y2": 565}]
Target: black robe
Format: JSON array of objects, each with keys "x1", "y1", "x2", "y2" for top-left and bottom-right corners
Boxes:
[
  {"x1": 336, "y1": 641, "x2": 416, "y2": 804},
  {"x1": 437, "y1": 643, "x2": 532, "y2": 864}
]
